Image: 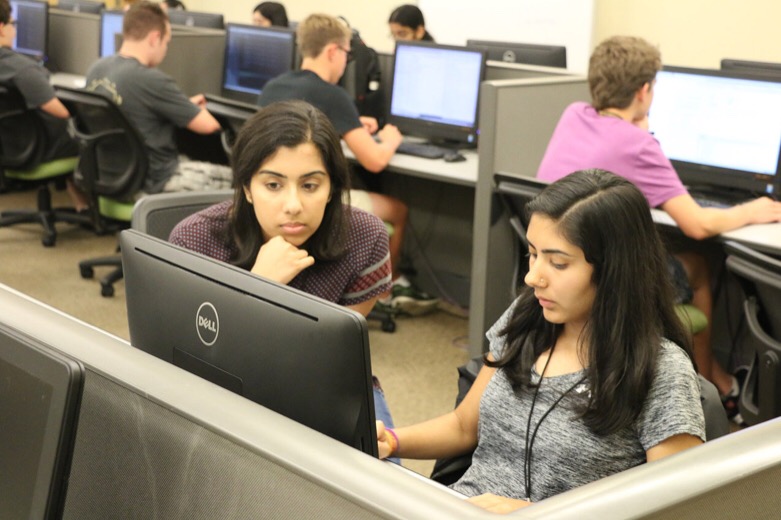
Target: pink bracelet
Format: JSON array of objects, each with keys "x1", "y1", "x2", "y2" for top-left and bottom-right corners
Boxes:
[{"x1": 386, "y1": 427, "x2": 400, "y2": 456}]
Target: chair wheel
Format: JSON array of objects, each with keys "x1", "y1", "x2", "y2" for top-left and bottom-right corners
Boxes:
[
  {"x1": 381, "y1": 319, "x2": 396, "y2": 333},
  {"x1": 42, "y1": 235, "x2": 56, "y2": 247},
  {"x1": 100, "y1": 284, "x2": 114, "y2": 297},
  {"x1": 80, "y1": 265, "x2": 94, "y2": 279}
]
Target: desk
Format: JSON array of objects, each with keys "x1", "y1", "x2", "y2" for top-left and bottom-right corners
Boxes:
[
  {"x1": 652, "y1": 209, "x2": 781, "y2": 256},
  {"x1": 341, "y1": 142, "x2": 478, "y2": 187},
  {"x1": 343, "y1": 142, "x2": 479, "y2": 308},
  {"x1": 50, "y1": 72, "x2": 87, "y2": 89}
]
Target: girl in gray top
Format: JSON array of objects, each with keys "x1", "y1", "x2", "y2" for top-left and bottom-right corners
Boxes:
[{"x1": 377, "y1": 169, "x2": 705, "y2": 513}]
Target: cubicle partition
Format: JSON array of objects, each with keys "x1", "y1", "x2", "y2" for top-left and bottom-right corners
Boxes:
[
  {"x1": 468, "y1": 76, "x2": 589, "y2": 355},
  {"x1": 5, "y1": 283, "x2": 781, "y2": 517},
  {"x1": 161, "y1": 28, "x2": 225, "y2": 96},
  {"x1": 48, "y1": 9, "x2": 100, "y2": 75}
]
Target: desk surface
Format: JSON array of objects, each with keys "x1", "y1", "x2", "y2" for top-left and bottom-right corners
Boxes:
[
  {"x1": 50, "y1": 72, "x2": 87, "y2": 89},
  {"x1": 651, "y1": 209, "x2": 781, "y2": 255},
  {"x1": 342, "y1": 141, "x2": 478, "y2": 187}
]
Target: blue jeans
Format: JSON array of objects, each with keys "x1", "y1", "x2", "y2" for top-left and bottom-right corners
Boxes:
[{"x1": 373, "y1": 377, "x2": 400, "y2": 465}]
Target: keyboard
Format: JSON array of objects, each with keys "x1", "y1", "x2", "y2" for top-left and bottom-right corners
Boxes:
[
  {"x1": 693, "y1": 196, "x2": 732, "y2": 209},
  {"x1": 396, "y1": 141, "x2": 449, "y2": 159}
]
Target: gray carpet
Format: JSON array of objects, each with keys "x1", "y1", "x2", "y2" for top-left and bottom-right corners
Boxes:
[{"x1": 0, "y1": 186, "x2": 471, "y2": 475}]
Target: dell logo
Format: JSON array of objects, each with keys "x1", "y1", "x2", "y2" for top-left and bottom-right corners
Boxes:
[
  {"x1": 196, "y1": 302, "x2": 219, "y2": 346},
  {"x1": 502, "y1": 50, "x2": 516, "y2": 63}
]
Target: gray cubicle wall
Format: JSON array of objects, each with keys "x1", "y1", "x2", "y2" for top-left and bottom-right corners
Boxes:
[
  {"x1": 160, "y1": 28, "x2": 225, "y2": 96},
  {"x1": 469, "y1": 76, "x2": 589, "y2": 355},
  {"x1": 48, "y1": 9, "x2": 100, "y2": 75},
  {"x1": 4, "y1": 283, "x2": 781, "y2": 518}
]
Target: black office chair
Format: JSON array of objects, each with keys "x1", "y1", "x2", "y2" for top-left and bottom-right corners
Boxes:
[
  {"x1": 0, "y1": 85, "x2": 91, "y2": 246},
  {"x1": 130, "y1": 189, "x2": 233, "y2": 239},
  {"x1": 56, "y1": 86, "x2": 148, "y2": 297},
  {"x1": 724, "y1": 241, "x2": 781, "y2": 426}
]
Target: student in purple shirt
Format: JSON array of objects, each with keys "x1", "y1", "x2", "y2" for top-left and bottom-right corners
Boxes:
[{"x1": 537, "y1": 36, "x2": 781, "y2": 418}]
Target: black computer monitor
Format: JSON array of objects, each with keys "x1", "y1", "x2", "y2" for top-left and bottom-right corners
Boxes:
[
  {"x1": 721, "y1": 58, "x2": 781, "y2": 77},
  {"x1": 56, "y1": 0, "x2": 105, "y2": 14},
  {"x1": 466, "y1": 39, "x2": 567, "y2": 69},
  {"x1": 388, "y1": 41, "x2": 486, "y2": 147},
  {"x1": 99, "y1": 9, "x2": 123, "y2": 57},
  {"x1": 0, "y1": 324, "x2": 84, "y2": 520},
  {"x1": 648, "y1": 66, "x2": 781, "y2": 197},
  {"x1": 167, "y1": 9, "x2": 224, "y2": 29},
  {"x1": 9, "y1": 0, "x2": 48, "y2": 61},
  {"x1": 120, "y1": 230, "x2": 379, "y2": 457},
  {"x1": 221, "y1": 23, "x2": 296, "y2": 104}
]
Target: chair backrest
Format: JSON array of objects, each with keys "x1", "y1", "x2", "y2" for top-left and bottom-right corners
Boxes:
[
  {"x1": 0, "y1": 85, "x2": 47, "y2": 170},
  {"x1": 55, "y1": 86, "x2": 148, "y2": 201},
  {"x1": 724, "y1": 240, "x2": 781, "y2": 425},
  {"x1": 131, "y1": 189, "x2": 233, "y2": 240}
]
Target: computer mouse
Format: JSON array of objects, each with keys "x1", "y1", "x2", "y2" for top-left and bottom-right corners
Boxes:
[{"x1": 443, "y1": 152, "x2": 467, "y2": 163}]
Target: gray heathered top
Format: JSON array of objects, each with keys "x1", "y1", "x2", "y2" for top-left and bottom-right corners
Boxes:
[{"x1": 451, "y1": 301, "x2": 706, "y2": 502}]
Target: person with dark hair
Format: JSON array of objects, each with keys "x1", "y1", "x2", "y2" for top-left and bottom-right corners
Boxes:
[
  {"x1": 168, "y1": 100, "x2": 397, "y2": 435},
  {"x1": 161, "y1": 0, "x2": 186, "y2": 11},
  {"x1": 86, "y1": 1, "x2": 229, "y2": 197},
  {"x1": 0, "y1": 0, "x2": 89, "y2": 211},
  {"x1": 376, "y1": 169, "x2": 705, "y2": 513},
  {"x1": 537, "y1": 36, "x2": 781, "y2": 422},
  {"x1": 252, "y1": 1, "x2": 288, "y2": 27},
  {"x1": 259, "y1": 13, "x2": 438, "y2": 316},
  {"x1": 388, "y1": 4, "x2": 433, "y2": 42}
]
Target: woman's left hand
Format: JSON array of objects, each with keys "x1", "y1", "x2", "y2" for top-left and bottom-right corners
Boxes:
[{"x1": 466, "y1": 493, "x2": 531, "y2": 514}]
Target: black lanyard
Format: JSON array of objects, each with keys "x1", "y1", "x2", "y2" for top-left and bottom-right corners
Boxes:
[{"x1": 523, "y1": 346, "x2": 587, "y2": 502}]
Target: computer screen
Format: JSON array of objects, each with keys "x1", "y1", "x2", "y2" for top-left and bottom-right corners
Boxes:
[
  {"x1": 466, "y1": 39, "x2": 567, "y2": 69},
  {"x1": 0, "y1": 324, "x2": 84, "y2": 520},
  {"x1": 56, "y1": 0, "x2": 105, "y2": 14},
  {"x1": 99, "y1": 9, "x2": 123, "y2": 57},
  {"x1": 648, "y1": 66, "x2": 781, "y2": 196},
  {"x1": 167, "y1": 9, "x2": 224, "y2": 29},
  {"x1": 120, "y1": 230, "x2": 379, "y2": 457},
  {"x1": 221, "y1": 23, "x2": 296, "y2": 104},
  {"x1": 9, "y1": 0, "x2": 48, "y2": 61},
  {"x1": 388, "y1": 41, "x2": 486, "y2": 147},
  {"x1": 721, "y1": 58, "x2": 781, "y2": 77}
]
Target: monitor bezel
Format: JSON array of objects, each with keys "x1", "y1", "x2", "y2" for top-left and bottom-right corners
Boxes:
[
  {"x1": 0, "y1": 324, "x2": 84, "y2": 520},
  {"x1": 721, "y1": 58, "x2": 781, "y2": 77},
  {"x1": 120, "y1": 229, "x2": 379, "y2": 457},
  {"x1": 10, "y1": 0, "x2": 48, "y2": 61},
  {"x1": 167, "y1": 9, "x2": 224, "y2": 29},
  {"x1": 466, "y1": 39, "x2": 567, "y2": 69},
  {"x1": 55, "y1": 0, "x2": 105, "y2": 14},
  {"x1": 652, "y1": 65, "x2": 781, "y2": 197},
  {"x1": 221, "y1": 23, "x2": 296, "y2": 104},
  {"x1": 387, "y1": 40, "x2": 486, "y2": 148}
]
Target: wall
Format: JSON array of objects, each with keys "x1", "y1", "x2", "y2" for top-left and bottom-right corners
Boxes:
[{"x1": 186, "y1": 0, "x2": 781, "y2": 68}]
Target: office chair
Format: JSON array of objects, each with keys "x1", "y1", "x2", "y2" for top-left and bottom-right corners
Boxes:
[
  {"x1": 0, "y1": 85, "x2": 91, "y2": 246},
  {"x1": 724, "y1": 241, "x2": 781, "y2": 426},
  {"x1": 56, "y1": 86, "x2": 148, "y2": 297}
]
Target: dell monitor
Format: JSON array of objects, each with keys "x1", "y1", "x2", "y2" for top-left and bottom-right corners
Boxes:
[
  {"x1": 467, "y1": 39, "x2": 567, "y2": 69},
  {"x1": 721, "y1": 58, "x2": 781, "y2": 77},
  {"x1": 388, "y1": 41, "x2": 486, "y2": 147},
  {"x1": 167, "y1": 9, "x2": 224, "y2": 29},
  {"x1": 99, "y1": 9, "x2": 123, "y2": 57},
  {"x1": 648, "y1": 66, "x2": 781, "y2": 198},
  {"x1": 9, "y1": 0, "x2": 48, "y2": 61},
  {"x1": 0, "y1": 324, "x2": 84, "y2": 520},
  {"x1": 120, "y1": 230, "x2": 379, "y2": 457},
  {"x1": 221, "y1": 23, "x2": 296, "y2": 104},
  {"x1": 56, "y1": 0, "x2": 105, "y2": 14}
]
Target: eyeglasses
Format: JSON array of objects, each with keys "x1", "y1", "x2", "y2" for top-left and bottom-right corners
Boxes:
[{"x1": 337, "y1": 45, "x2": 354, "y2": 63}]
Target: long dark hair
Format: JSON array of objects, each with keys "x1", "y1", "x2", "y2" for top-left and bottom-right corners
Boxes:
[
  {"x1": 229, "y1": 100, "x2": 351, "y2": 270},
  {"x1": 487, "y1": 169, "x2": 694, "y2": 436},
  {"x1": 388, "y1": 4, "x2": 434, "y2": 41},
  {"x1": 253, "y1": 1, "x2": 288, "y2": 27}
]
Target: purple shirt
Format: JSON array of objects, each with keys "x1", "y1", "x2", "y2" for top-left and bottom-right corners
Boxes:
[
  {"x1": 169, "y1": 201, "x2": 392, "y2": 307},
  {"x1": 537, "y1": 102, "x2": 687, "y2": 208}
]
